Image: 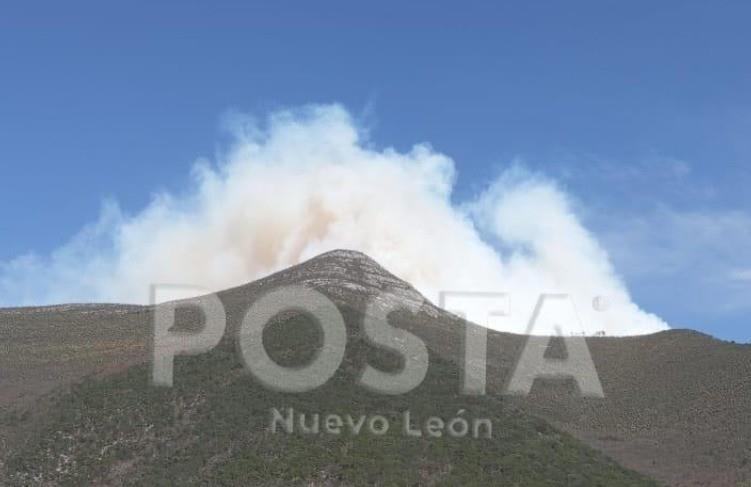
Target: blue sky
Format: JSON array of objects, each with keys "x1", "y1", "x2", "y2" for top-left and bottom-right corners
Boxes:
[{"x1": 1, "y1": 1, "x2": 750, "y2": 340}]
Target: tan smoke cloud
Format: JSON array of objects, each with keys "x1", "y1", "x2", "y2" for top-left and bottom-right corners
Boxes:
[{"x1": 0, "y1": 104, "x2": 668, "y2": 335}]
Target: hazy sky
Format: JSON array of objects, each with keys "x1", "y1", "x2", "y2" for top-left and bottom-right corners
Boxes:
[{"x1": 1, "y1": 1, "x2": 749, "y2": 340}]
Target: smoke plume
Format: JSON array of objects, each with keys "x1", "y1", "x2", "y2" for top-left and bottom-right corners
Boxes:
[{"x1": 0, "y1": 104, "x2": 668, "y2": 335}]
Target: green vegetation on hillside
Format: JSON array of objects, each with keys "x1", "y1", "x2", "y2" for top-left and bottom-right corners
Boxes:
[{"x1": 3, "y1": 309, "x2": 658, "y2": 486}]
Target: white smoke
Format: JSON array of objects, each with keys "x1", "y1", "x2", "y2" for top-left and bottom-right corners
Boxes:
[{"x1": 0, "y1": 104, "x2": 667, "y2": 335}]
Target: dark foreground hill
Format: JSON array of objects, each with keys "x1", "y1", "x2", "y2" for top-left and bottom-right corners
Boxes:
[{"x1": 0, "y1": 250, "x2": 749, "y2": 485}]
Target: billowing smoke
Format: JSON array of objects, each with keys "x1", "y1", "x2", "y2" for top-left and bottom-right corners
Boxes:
[{"x1": 0, "y1": 104, "x2": 667, "y2": 335}]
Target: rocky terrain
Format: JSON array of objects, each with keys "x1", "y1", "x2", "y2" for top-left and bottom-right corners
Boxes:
[{"x1": 0, "y1": 250, "x2": 749, "y2": 485}]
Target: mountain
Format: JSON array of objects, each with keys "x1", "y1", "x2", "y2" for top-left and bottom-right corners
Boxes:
[{"x1": 0, "y1": 250, "x2": 748, "y2": 486}]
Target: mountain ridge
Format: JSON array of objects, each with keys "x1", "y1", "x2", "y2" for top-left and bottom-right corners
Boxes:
[{"x1": 1, "y1": 249, "x2": 749, "y2": 485}]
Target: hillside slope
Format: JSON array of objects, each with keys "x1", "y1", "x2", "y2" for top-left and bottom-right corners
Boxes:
[{"x1": 1, "y1": 250, "x2": 749, "y2": 485}]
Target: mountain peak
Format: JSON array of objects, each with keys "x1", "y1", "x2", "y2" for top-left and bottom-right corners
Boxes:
[
  {"x1": 313, "y1": 248, "x2": 375, "y2": 262},
  {"x1": 221, "y1": 249, "x2": 437, "y2": 315}
]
